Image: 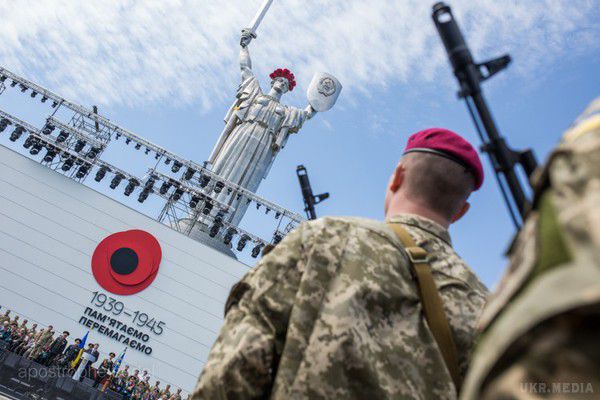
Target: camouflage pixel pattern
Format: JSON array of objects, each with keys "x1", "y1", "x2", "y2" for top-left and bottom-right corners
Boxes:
[
  {"x1": 460, "y1": 97, "x2": 600, "y2": 400},
  {"x1": 192, "y1": 214, "x2": 488, "y2": 399},
  {"x1": 0, "y1": 313, "x2": 11, "y2": 325},
  {"x1": 27, "y1": 328, "x2": 53, "y2": 360}
]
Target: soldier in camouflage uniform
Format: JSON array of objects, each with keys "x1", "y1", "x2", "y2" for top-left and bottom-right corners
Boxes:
[
  {"x1": 26, "y1": 325, "x2": 53, "y2": 360},
  {"x1": 0, "y1": 309, "x2": 11, "y2": 325},
  {"x1": 193, "y1": 128, "x2": 489, "y2": 399},
  {"x1": 170, "y1": 388, "x2": 183, "y2": 400},
  {"x1": 460, "y1": 98, "x2": 600, "y2": 400}
]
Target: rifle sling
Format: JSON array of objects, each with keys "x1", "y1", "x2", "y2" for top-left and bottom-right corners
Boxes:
[{"x1": 387, "y1": 223, "x2": 462, "y2": 390}]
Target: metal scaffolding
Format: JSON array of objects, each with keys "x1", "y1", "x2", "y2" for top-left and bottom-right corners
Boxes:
[{"x1": 0, "y1": 66, "x2": 304, "y2": 259}]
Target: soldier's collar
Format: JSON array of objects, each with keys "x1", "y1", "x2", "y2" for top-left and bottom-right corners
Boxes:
[{"x1": 386, "y1": 213, "x2": 452, "y2": 245}]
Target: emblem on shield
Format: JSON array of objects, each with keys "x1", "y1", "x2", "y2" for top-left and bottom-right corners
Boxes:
[
  {"x1": 307, "y1": 72, "x2": 342, "y2": 112},
  {"x1": 318, "y1": 77, "x2": 336, "y2": 97}
]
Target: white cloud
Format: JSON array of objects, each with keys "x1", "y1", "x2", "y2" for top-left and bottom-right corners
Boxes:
[{"x1": 0, "y1": 0, "x2": 597, "y2": 110}]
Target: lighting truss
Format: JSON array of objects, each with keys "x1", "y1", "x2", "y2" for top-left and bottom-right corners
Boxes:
[
  {"x1": 1, "y1": 66, "x2": 304, "y2": 225},
  {"x1": 47, "y1": 116, "x2": 107, "y2": 149},
  {"x1": 0, "y1": 65, "x2": 306, "y2": 257},
  {"x1": 150, "y1": 170, "x2": 233, "y2": 215}
]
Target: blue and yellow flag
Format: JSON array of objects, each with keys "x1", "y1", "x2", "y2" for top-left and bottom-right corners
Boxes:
[
  {"x1": 70, "y1": 330, "x2": 89, "y2": 369},
  {"x1": 113, "y1": 348, "x2": 127, "y2": 375}
]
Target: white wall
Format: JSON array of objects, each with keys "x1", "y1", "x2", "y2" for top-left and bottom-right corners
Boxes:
[{"x1": 0, "y1": 144, "x2": 248, "y2": 394}]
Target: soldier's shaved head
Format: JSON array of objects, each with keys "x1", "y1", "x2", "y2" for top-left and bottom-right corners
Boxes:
[
  {"x1": 385, "y1": 152, "x2": 476, "y2": 226},
  {"x1": 404, "y1": 152, "x2": 475, "y2": 215}
]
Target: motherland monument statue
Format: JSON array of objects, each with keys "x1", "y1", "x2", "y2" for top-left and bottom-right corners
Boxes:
[{"x1": 206, "y1": 0, "x2": 342, "y2": 227}]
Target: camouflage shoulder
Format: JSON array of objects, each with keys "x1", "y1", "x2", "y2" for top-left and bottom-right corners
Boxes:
[
  {"x1": 305, "y1": 216, "x2": 403, "y2": 247},
  {"x1": 224, "y1": 223, "x2": 307, "y2": 316}
]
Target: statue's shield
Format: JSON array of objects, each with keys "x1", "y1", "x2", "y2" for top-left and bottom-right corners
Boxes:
[{"x1": 307, "y1": 72, "x2": 342, "y2": 112}]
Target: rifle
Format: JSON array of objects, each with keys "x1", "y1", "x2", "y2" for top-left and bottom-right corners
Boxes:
[
  {"x1": 296, "y1": 165, "x2": 329, "y2": 220},
  {"x1": 432, "y1": 2, "x2": 538, "y2": 229}
]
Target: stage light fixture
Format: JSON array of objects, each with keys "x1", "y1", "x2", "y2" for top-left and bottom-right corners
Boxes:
[
  {"x1": 30, "y1": 91, "x2": 37, "y2": 98},
  {"x1": 43, "y1": 148, "x2": 57, "y2": 163},
  {"x1": 57, "y1": 130, "x2": 69, "y2": 142},
  {"x1": 202, "y1": 201, "x2": 213, "y2": 215},
  {"x1": 125, "y1": 138, "x2": 131, "y2": 145},
  {"x1": 223, "y1": 228, "x2": 237, "y2": 245},
  {"x1": 10, "y1": 80, "x2": 17, "y2": 87},
  {"x1": 183, "y1": 168, "x2": 195, "y2": 180},
  {"x1": 273, "y1": 232, "x2": 284, "y2": 245},
  {"x1": 76, "y1": 162, "x2": 92, "y2": 179},
  {"x1": 214, "y1": 181, "x2": 224, "y2": 193},
  {"x1": 275, "y1": 212, "x2": 281, "y2": 219},
  {"x1": 145, "y1": 175, "x2": 157, "y2": 190},
  {"x1": 165, "y1": 158, "x2": 171, "y2": 165},
  {"x1": 115, "y1": 133, "x2": 121, "y2": 140},
  {"x1": 159, "y1": 181, "x2": 172, "y2": 195},
  {"x1": 61, "y1": 157, "x2": 75, "y2": 171},
  {"x1": 86, "y1": 146, "x2": 100, "y2": 159},
  {"x1": 124, "y1": 179, "x2": 139, "y2": 196},
  {"x1": 171, "y1": 161, "x2": 182, "y2": 173},
  {"x1": 154, "y1": 153, "x2": 160, "y2": 160},
  {"x1": 209, "y1": 222, "x2": 221, "y2": 238},
  {"x1": 251, "y1": 244, "x2": 263, "y2": 258},
  {"x1": 138, "y1": 187, "x2": 152, "y2": 203},
  {"x1": 237, "y1": 235, "x2": 250, "y2": 251},
  {"x1": 95, "y1": 166, "x2": 110, "y2": 182},
  {"x1": 74, "y1": 140, "x2": 86, "y2": 152},
  {"x1": 137, "y1": 192, "x2": 149, "y2": 203},
  {"x1": 41, "y1": 96, "x2": 48, "y2": 103},
  {"x1": 110, "y1": 174, "x2": 124, "y2": 189},
  {"x1": 189, "y1": 195, "x2": 201, "y2": 208},
  {"x1": 30, "y1": 141, "x2": 43, "y2": 155},
  {"x1": 0, "y1": 75, "x2": 6, "y2": 82},
  {"x1": 172, "y1": 187, "x2": 184, "y2": 201},
  {"x1": 51, "y1": 101, "x2": 58, "y2": 108},
  {"x1": 135, "y1": 143, "x2": 141, "y2": 150},
  {"x1": 145, "y1": 148, "x2": 150, "y2": 155},
  {"x1": 9, "y1": 126, "x2": 26, "y2": 142},
  {"x1": 42, "y1": 123, "x2": 55, "y2": 135},
  {"x1": 199, "y1": 175, "x2": 210, "y2": 188},
  {"x1": 0, "y1": 118, "x2": 11, "y2": 132},
  {"x1": 19, "y1": 84, "x2": 27, "y2": 92},
  {"x1": 256, "y1": 203, "x2": 261, "y2": 210},
  {"x1": 22, "y1": 136, "x2": 35, "y2": 149}
]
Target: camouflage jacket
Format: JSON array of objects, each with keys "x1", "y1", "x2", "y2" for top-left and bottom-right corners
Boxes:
[
  {"x1": 193, "y1": 214, "x2": 488, "y2": 400},
  {"x1": 34, "y1": 330, "x2": 53, "y2": 348},
  {"x1": 460, "y1": 98, "x2": 600, "y2": 399}
]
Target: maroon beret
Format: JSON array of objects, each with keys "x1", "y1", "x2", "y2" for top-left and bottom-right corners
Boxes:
[{"x1": 403, "y1": 128, "x2": 484, "y2": 190}]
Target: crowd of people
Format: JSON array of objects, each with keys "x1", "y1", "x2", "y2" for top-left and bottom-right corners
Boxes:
[{"x1": 0, "y1": 309, "x2": 186, "y2": 400}]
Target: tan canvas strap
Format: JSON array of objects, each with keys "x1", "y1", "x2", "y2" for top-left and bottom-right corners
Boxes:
[{"x1": 387, "y1": 223, "x2": 462, "y2": 390}]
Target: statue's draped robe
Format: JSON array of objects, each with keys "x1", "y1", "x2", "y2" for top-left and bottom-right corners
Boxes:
[{"x1": 210, "y1": 74, "x2": 307, "y2": 225}]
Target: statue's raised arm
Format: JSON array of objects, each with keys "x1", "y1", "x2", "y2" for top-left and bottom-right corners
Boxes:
[{"x1": 239, "y1": 29, "x2": 256, "y2": 82}]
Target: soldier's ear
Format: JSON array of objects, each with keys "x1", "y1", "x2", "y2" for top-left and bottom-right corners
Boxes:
[{"x1": 389, "y1": 163, "x2": 405, "y2": 192}]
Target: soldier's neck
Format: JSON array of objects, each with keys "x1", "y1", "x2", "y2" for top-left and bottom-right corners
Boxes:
[{"x1": 386, "y1": 199, "x2": 450, "y2": 229}]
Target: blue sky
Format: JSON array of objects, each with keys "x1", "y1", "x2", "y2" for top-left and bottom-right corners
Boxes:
[{"x1": 0, "y1": 0, "x2": 599, "y2": 287}]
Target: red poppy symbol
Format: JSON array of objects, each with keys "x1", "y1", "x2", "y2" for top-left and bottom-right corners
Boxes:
[{"x1": 92, "y1": 230, "x2": 162, "y2": 295}]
